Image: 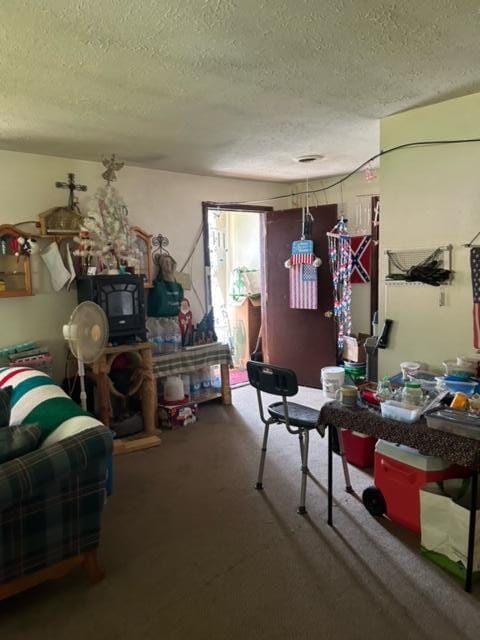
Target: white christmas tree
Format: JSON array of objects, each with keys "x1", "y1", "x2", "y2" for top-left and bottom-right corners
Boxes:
[{"x1": 74, "y1": 185, "x2": 139, "y2": 272}]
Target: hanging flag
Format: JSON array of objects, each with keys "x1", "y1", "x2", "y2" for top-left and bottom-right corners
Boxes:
[
  {"x1": 350, "y1": 235, "x2": 372, "y2": 284},
  {"x1": 471, "y1": 248, "x2": 480, "y2": 348},
  {"x1": 289, "y1": 259, "x2": 318, "y2": 310}
]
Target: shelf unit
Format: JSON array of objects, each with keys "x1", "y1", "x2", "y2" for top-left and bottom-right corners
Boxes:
[{"x1": 0, "y1": 225, "x2": 33, "y2": 298}]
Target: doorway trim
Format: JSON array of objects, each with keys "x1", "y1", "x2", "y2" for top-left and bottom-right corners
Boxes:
[{"x1": 202, "y1": 202, "x2": 273, "y2": 310}]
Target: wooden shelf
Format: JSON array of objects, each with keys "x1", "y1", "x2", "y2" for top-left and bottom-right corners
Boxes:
[
  {"x1": 0, "y1": 290, "x2": 33, "y2": 298},
  {"x1": 194, "y1": 390, "x2": 223, "y2": 404},
  {"x1": 0, "y1": 225, "x2": 33, "y2": 298},
  {"x1": 0, "y1": 271, "x2": 26, "y2": 276}
]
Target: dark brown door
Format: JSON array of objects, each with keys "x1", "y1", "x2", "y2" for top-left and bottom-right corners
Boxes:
[{"x1": 261, "y1": 205, "x2": 337, "y2": 387}]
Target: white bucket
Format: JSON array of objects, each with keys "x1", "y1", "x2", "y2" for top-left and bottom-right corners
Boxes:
[
  {"x1": 164, "y1": 376, "x2": 185, "y2": 402},
  {"x1": 321, "y1": 366, "x2": 345, "y2": 398}
]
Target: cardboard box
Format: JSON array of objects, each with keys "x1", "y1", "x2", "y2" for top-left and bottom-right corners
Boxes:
[
  {"x1": 158, "y1": 400, "x2": 198, "y2": 430},
  {"x1": 343, "y1": 333, "x2": 370, "y2": 363}
]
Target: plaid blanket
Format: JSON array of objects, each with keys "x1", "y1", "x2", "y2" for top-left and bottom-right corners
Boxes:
[
  {"x1": 152, "y1": 343, "x2": 232, "y2": 378},
  {"x1": 0, "y1": 426, "x2": 112, "y2": 585}
]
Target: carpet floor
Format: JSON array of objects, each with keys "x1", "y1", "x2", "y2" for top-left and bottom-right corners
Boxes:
[{"x1": 1, "y1": 385, "x2": 480, "y2": 639}]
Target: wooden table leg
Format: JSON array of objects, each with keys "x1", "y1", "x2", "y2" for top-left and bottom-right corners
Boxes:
[
  {"x1": 220, "y1": 363, "x2": 232, "y2": 405},
  {"x1": 140, "y1": 347, "x2": 158, "y2": 433},
  {"x1": 93, "y1": 356, "x2": 111, "y2": 427},
  {"x1": 82, "y1": 550, "x2": 105, "y2": 584}
]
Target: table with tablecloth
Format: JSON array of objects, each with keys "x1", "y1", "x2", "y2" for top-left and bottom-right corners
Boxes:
[
  {"x1": 152, "y1": 343, "x2": 233, "y2": 405},
  {"x1": 317, "y1": 400, "x2": 480, "y2": 592}
]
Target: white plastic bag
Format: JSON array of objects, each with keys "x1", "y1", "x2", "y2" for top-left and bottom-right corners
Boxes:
[{"x1": 420, "y1": 481, "x2": 480, "y2": 571}]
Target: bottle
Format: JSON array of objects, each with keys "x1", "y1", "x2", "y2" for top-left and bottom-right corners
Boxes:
[
  {"x1": 190, "y1": 372, "x2": 201, "y2": 398},
  {"x1": 181, "y1": 374, "x2": 190, "y2": 399},
  {"x1": 402, "y1": 382, "x2": 423, "y2": 406},
  {"x1": 376, "y1": 376, "x2": 392, "y2": 402},
  {"x1": 210, "y1": 365, "x2": 221, "y2": 390},
  {"x1": 173, "y1": 320, "x2": 182, "y2": 352},
  {"x1": 201, "y1": 367, "x2": 211, "y2": 390},
  {"x1": 163, "y1": 318, "x2": 176, "y2": 353}
]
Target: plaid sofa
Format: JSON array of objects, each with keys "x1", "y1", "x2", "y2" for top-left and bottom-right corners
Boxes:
[{"x1": 0, "y1": 425, "x2": 112, "y2": 589}]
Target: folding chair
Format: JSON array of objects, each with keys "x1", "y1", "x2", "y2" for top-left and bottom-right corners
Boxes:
[{"x1": 247, "y1": 360, "x2": 352, "y2": 520}]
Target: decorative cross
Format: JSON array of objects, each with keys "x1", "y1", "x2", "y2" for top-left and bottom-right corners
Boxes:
[{"x1": 55, "y1": 173, "x2": 87, "y2": 210}]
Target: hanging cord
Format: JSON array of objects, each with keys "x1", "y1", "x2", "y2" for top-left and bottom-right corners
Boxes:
[{"x1": 213, "y1": 137, "x2": 480, "y2": 206}]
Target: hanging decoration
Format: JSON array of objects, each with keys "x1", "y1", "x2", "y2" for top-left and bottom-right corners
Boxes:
[
  {"x1": 327, "y1": 218, "x2": 353, "y2": 348},
  {"x1": 285, "y1": 239, "x2": 321, "y2": 310},
  {"x1": 350, "y1": 235, "x2": 372, "y2": 283},
  {"x1": 469, "y1": 247, "x2": 480, "y2": 349},
  {"x1": 284, "y1": 156, "x2": 322, "y2": 310}
]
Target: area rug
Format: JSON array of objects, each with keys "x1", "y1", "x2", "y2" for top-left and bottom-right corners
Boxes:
[{"x1": 229, "y1": 368, "x2": 249, "y2": 387}]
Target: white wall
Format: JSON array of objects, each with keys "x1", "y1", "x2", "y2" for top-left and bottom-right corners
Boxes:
[
  {"x1": 379, "y1": 92, "x2": 480, "y2": 375},
  {"x1": 292, "y1": 170, "x2": 380, "y2": 334},
  {"x1": 0, "y1": 150, "x2": 283, "y2": 379}
]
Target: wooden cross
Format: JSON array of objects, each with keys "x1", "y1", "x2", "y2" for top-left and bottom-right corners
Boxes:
[{"x1": 55, "y1": 173, "x2": 87, "y2": 209}]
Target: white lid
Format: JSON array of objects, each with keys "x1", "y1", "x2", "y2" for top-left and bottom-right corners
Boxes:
[
  {"x1": 322, "y1": 366, "x2": 344, "y2": 374},
  {"x1": 375, "y1": 439, "x2": 452, "y2": 471}
]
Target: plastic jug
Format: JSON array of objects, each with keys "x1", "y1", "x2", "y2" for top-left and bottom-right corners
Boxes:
[{"x1": 164, "y1": 376, "x2": 185, "y2": 402}]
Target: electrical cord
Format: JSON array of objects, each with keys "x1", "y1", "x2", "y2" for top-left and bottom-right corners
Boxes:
[{"x1": 213, "y1": 137, "x2": 480, "y2": 206}]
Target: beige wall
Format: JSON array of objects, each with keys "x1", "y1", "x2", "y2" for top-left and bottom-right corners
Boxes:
[
  {"x1": 292, "y1": 170, "x2": 380, "y2": 334},
  {"x1": 0, "y1": 150, "x2": 282, "y2": 379},
  {"x1": 379, "y1": 92, "x2": 480, "y2": 375}
]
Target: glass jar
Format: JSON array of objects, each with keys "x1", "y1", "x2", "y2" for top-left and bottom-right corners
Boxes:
[
  {"x1": 401, "y1": 382, "x2": 423, "y2": 406},
  {"x1": 376, "y1": 376, "x2": 392, "y2": 402}
]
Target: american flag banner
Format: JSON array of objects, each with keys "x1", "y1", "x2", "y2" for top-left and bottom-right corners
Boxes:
[
  {"x1": 471, "y1": 247, "x2": 480, "y2": 348},
  {"x1": 289, "y1": 256, "x2": 318, "y2": 309}
]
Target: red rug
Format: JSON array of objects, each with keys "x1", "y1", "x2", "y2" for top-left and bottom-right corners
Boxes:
[{"x1": 229, "y1": 368, "x2": 249, "y2": 387}]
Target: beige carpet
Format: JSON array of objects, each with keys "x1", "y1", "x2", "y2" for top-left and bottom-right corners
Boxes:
[{"x1": 1, "y1": 385, "x2": 480, "y2": 639}]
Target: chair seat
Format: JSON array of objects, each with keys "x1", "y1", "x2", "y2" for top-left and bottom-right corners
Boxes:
[{"x1": 268, "y1": 401, "x2": 320, "y2": 429}]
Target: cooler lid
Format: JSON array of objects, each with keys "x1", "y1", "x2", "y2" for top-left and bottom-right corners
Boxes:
[{"x1": 375, "y1": 439, "x2": 451, "y2": 471}]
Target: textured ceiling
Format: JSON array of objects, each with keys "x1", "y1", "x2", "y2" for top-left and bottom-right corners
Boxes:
[{"x1": 1, "y1": 1, "x2": 480, "y2": 181}]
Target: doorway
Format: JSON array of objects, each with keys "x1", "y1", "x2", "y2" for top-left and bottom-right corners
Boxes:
[{"x1": 203, "y1": 203, "x2": 271, "y2": 387}]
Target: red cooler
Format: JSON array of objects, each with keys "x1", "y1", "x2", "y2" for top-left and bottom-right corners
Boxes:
[
  {"x1": 374, "y1": 440, "x2": 467, "y2": 534},
  {"x1": 341, "y1": 429, "x2": 376, "y2": 468}
]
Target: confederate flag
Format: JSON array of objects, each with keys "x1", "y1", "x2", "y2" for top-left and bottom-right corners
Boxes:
[{"x1": 350, "y1": 235, "x2": 372, "y2": 284}]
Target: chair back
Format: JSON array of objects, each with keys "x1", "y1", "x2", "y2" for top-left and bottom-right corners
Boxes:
[{"x1": 247, "y1": 361, "x2": 298, "y2": 397}]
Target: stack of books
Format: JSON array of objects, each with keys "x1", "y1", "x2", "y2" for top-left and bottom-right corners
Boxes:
[{"x1": 0, "y1": 341, "x2": 53, "y2": 376}]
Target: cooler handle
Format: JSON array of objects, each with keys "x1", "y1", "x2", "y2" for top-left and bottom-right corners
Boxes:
[{"x1": 380, "y1": 458, "x2": 416, "y2": 484}]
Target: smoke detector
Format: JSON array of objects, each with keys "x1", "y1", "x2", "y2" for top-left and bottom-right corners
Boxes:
[{"x1": 294, "y1": 155, "x2": 325, "y2": 163}]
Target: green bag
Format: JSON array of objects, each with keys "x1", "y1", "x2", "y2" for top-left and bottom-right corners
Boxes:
[{"x1": 147, "y1": 278, "x2": 184, "y2": 318}]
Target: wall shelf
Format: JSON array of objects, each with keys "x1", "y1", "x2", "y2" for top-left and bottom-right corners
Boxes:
[{"x1": 0, "y1": 225, "x2": 33, "y2": 298}]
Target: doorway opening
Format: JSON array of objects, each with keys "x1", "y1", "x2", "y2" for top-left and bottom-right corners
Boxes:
[{"x1": 203, "y1": 203, "x2": 271, "y2": 387}]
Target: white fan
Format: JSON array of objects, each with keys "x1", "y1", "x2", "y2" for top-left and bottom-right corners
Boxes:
[{"x1": 63, "y1": 301, "x2": 109, "y2": 410}]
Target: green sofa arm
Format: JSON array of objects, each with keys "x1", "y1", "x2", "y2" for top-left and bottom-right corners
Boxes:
[{"x1": 0, "y1": 426, "x2": 113, "y2": 511}]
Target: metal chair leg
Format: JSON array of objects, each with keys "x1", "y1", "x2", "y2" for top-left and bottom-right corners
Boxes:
[
  {"x1": 336, "y1": 426, "x2": 353, "y2": 493},
  {"x1": 298, "y1": 428, "x2": 309, "y2": 515},
  {"x1": 255, "y1": 422, "x2": 270, "y2": 490},
  {"x1": 328, "y1": 424, "x2": 333, "y2": 526}
]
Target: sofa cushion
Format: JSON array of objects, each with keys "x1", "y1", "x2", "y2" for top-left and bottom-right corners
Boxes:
[
  {"x1": 0, "y1": 423, "x2": 42, "y2": 463},
  {"x1": 0, "y1": 386, "x2": 12, "y2": 427},
  {"x1": 0, "y1": 367, "x2": 102, "y2": 446}
]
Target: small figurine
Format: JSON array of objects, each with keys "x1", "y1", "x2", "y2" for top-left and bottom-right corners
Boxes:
[{"x1": 102, "y1": 154, "x2": 125, "y2": 185}]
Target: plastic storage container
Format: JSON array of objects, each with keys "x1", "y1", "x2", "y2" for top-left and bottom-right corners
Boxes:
[
  {"x1": 440, "y1": 376, "x2": 479, "y2": 396},
  {"x1": 321, "y1": 366, "x2": 345, "y2": 398},
  {"x1": 380, "y1": 400, "x2": 422, "y2": 423},
  {"x1": 374, "y1": 440, "x2": 467, "y2": 533},
  {"x1": 341, "y1": 429, "x2": 377, "y2": 468}
]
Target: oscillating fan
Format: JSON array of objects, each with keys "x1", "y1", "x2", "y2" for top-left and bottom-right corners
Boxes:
[{"x1": 63, "y1": 301, "x2": 109, "y2": 411}]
